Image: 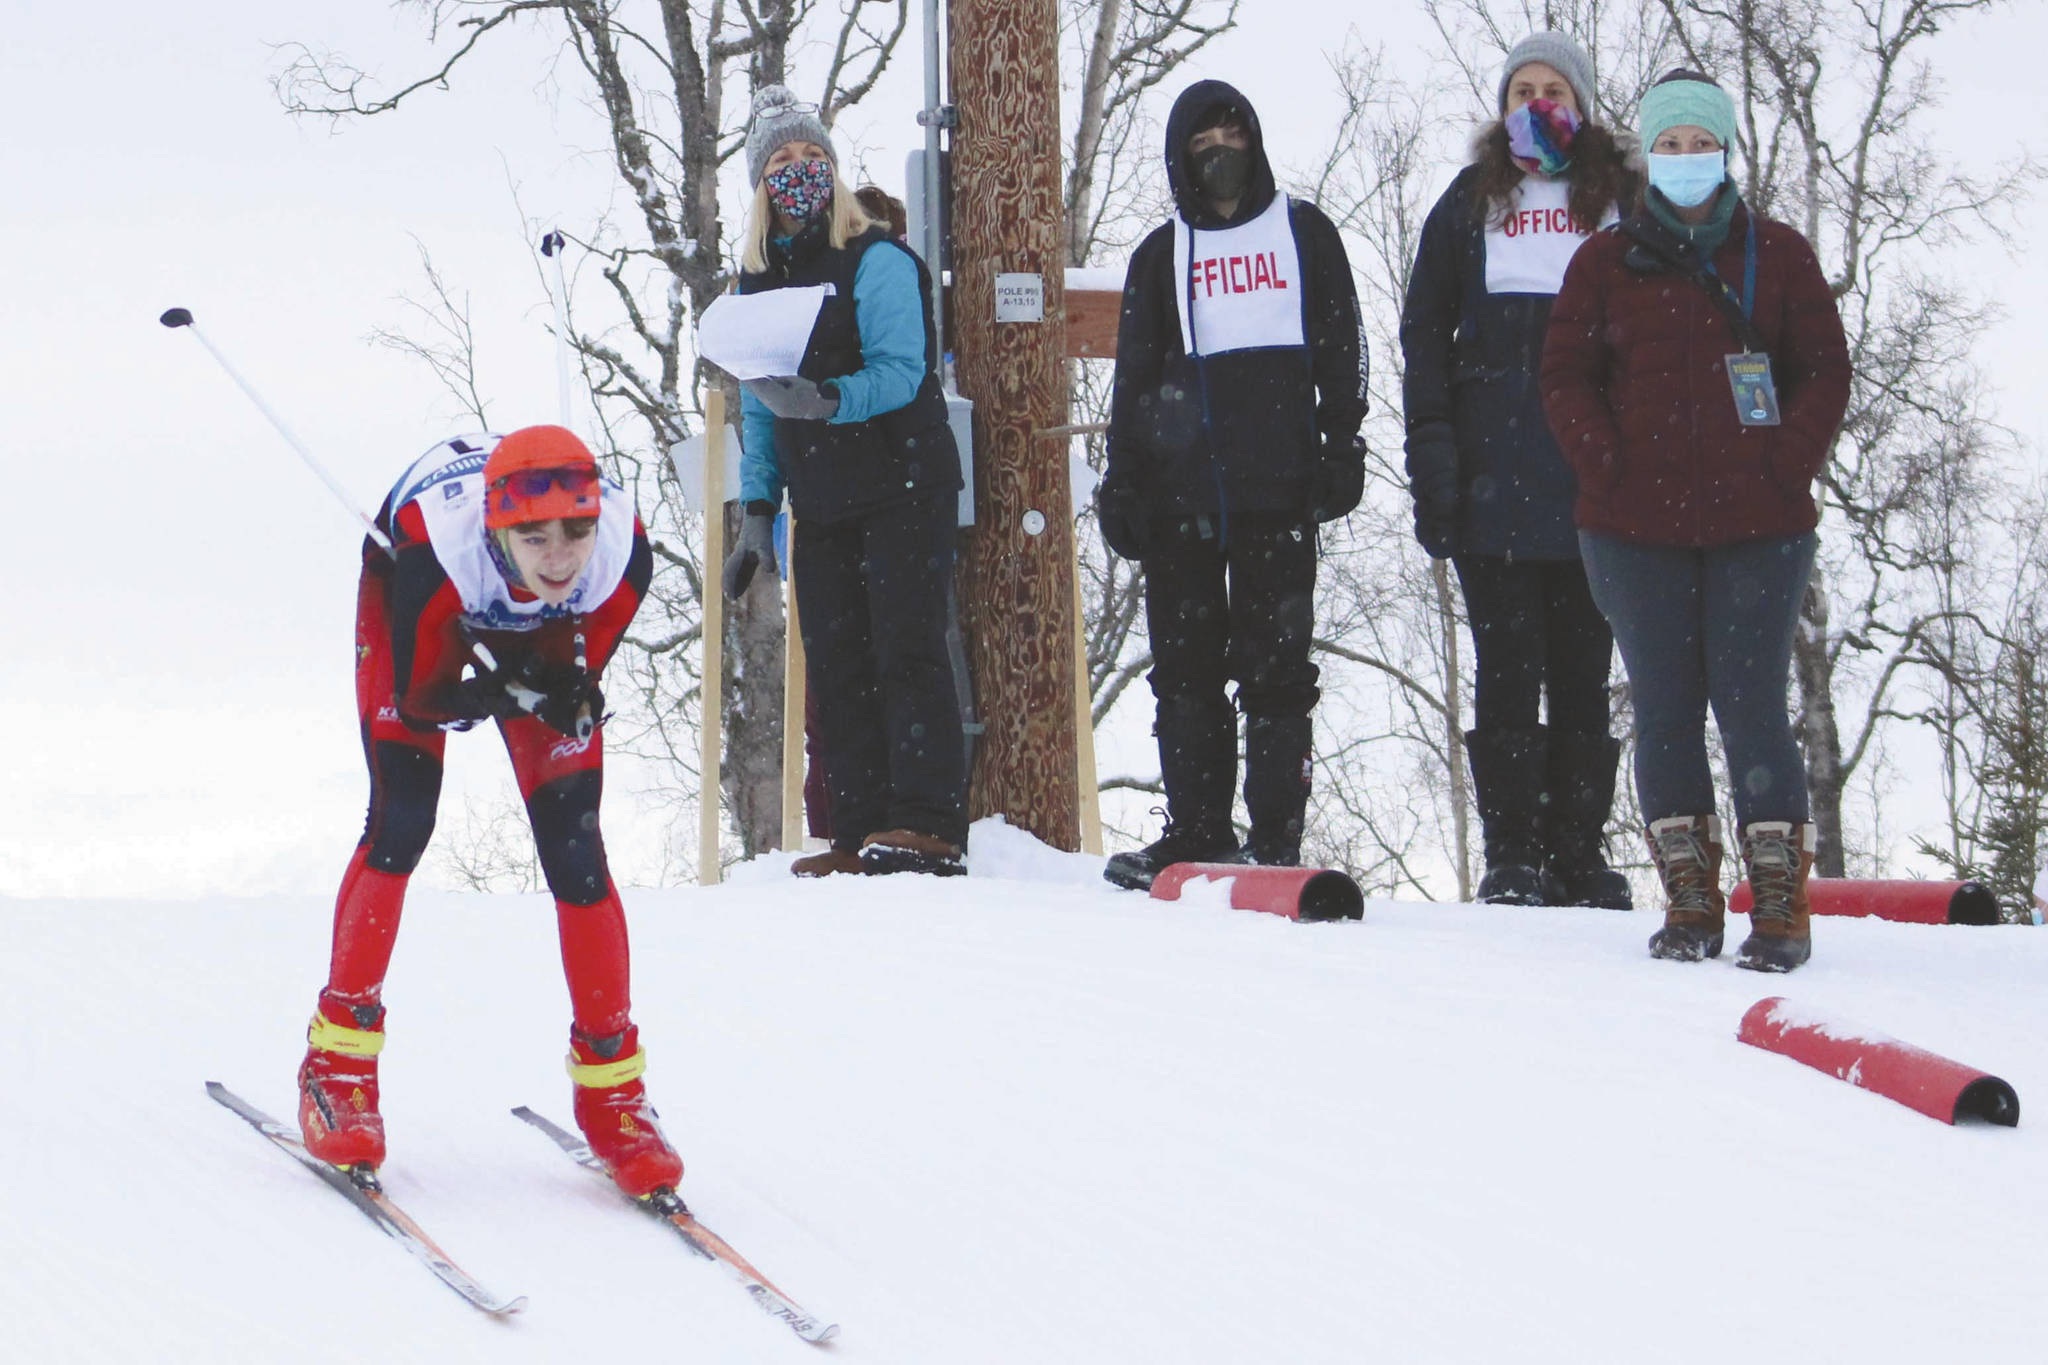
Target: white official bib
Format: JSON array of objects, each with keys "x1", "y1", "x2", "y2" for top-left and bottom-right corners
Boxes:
[
  {"x1": 391, "y1": 434, "x2": 635, "y2": 632},
  {"x1": 1482, "y1": 177, "x2": 1617, "y2": 295},
  {"x1": 1173, "y1": 195, "x2": 1306, "y2": 357}
]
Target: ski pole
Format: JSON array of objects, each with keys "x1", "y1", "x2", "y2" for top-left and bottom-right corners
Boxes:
[
  {"x1": 159, "y1": 307, "x2": 394, "y2": 555},
  {"x1": 539, "y1": 232, "x2": 575, "y2": 429}
]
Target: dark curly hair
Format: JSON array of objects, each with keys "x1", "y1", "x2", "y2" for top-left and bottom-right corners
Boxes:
[{"x1": 1468, "y1": 119, "x2": 1639, "y2": 230}]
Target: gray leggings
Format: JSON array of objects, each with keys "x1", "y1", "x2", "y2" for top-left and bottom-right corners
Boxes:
[{"x1": 1579, "y1": 531, "x2": 1817, "y2": 827}]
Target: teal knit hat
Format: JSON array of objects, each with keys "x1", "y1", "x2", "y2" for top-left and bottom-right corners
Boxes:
[{"x1": 1638, "y1": 69, "x2": 1736, "y2": 150}]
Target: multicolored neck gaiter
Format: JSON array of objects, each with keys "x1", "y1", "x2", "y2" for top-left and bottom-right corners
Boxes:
[{"x1": 1505, "y1": 99, "x2": 1581, "y2": 178}]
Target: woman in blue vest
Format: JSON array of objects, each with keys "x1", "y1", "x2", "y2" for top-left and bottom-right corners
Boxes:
[
  {"x1": 720, "y1": 86, "x2": 967, "y2": 877},
  {"x1": 1400, "y1": 33, "x2": 1638, "y2": 909}
]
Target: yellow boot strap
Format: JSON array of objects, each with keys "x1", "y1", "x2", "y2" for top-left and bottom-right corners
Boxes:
[
  {"x1": 567, "y1": 1045, "x2": 647, "y2": 1089},
  {"x1": 307, "y1": 1012, "x2": 385, "y2": 1057}
]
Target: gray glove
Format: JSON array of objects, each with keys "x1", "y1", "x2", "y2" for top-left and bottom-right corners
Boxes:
[
  {"x1": 722, "y1": 512, "x2": 779, "y2": 598},
  {"x1": 743, "y1": 375, "x2": 841, "y2": 421}
]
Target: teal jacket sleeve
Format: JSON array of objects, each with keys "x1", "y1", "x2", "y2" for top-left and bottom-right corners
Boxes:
[
  {"x1": 739, "y1": 387, "x2": 782, "y2": 507},
  {"x1": 827, "y1": 245, "x2": 928, "y2": 424}
]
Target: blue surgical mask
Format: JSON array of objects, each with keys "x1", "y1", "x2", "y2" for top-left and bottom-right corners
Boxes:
[{"x1": 1646, "y1": 151, "x2": 1727, "y2": 208}]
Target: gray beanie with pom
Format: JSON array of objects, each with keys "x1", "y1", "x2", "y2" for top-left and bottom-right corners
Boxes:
[
  {"x1": 745, "y1": 85, "x2": 835, "y2": 186},
  {"x1": 1497, "y1": 31, "x2": 1596, "y2": 114}
]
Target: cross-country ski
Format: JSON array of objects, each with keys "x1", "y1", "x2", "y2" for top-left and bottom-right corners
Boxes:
[
  {"x1": 206, "y1": 1083, "x2": 527, "y2": 1317},
  {"x1": 512, "y1": 1105, "x2": 838, "y2": 1344}
]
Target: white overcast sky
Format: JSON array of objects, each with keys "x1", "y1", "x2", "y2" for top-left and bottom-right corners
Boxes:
[{"x1": 5, "y1": 2, "x2": 2045, "y2": 898}]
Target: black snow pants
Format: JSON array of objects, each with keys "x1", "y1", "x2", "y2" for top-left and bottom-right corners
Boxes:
[
  {"x1": 1142, "y1": 512, "x2": 1320, "y2": 845},
  {"x1": 793, "y1": 491, "x2": 968, "y2": 851}
]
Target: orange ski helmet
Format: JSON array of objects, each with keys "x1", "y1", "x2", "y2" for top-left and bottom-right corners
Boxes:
[{"x1": 482, "y1": 425, "x2": 602, "y2": 529}]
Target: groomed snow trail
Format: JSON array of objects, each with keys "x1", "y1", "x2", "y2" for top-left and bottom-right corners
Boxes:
[{"x1": 4, "y1": 821, "x2": 2043, "y2": 1363}]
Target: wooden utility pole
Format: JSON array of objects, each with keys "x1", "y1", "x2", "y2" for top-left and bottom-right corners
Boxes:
[{"x1": 949, "y1": 0, "x2": 1079, "y2": 849}]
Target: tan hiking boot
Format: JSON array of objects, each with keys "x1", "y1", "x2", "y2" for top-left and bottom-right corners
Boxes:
[
  {"x1": 1645, "y1": 815, "x2": 1726, "y2": 961},
  {"x1": 1735, "y1": 821, "x2": 1816, "y2": 973},
  {"x1": 791, "y1": 847, "x2": 864, "y2": 877}
]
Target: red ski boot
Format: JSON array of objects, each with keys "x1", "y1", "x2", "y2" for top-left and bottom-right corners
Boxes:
[
  {"x1": 297, "y1": 990, "x2": 387, "y2": 1170},
  {"x1": 568, "y1": 1023, "x2": 684, "y2": 1198}
]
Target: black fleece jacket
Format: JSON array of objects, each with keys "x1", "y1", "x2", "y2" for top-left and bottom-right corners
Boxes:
[{"x1": 1106, "y1": 80, "x2": 1368, "y2": 521}]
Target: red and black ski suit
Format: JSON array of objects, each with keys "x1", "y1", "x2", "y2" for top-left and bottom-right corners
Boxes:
[{"x1": 324, "y1": 451, "x2": 654, "y2": 1039}]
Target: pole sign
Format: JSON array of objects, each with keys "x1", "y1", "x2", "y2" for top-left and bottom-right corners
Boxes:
[{"x1": 993, "y1": 271, "x2": 1044, "y2": 322}]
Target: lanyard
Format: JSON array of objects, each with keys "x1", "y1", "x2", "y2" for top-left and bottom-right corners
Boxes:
[{"x1": 1703, "y1": 212, "x2": 1758, "y2": 321}]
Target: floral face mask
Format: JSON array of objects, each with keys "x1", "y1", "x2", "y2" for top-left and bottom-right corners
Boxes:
[{"x1": 766, "y1": 158, "x2": 835, "y2": 223}]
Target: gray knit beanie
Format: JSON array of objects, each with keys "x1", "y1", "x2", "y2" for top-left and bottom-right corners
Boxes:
[
  {"x1": 745, "y1": 85, "x2": 835, "y2": 186},
  {"x1": 1498, "y1": 31, "x2": 1596, "y2": 114}
]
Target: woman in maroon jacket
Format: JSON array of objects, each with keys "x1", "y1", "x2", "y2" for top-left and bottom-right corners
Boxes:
[{"x1": 1542, "y1": 71, "x2": 1850, "y2": 972}]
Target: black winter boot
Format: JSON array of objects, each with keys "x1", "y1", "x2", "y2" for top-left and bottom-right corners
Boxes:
[
  {"x1": 1103, "y1": 817, "x2": 1243, "y2": 890},
  {"x1": 1242, "y1": 714, "x2": 1313, "y2": 866},
  {"x1": 1465, "y1": 727, "x2": 1563, "y2": 905},
  {"x1": 1104, "y1": 696, "x2": 1240, "y2": 890},
  {"x1": 1544, "y1": 731, "x2": 1633, "y2": 909}
]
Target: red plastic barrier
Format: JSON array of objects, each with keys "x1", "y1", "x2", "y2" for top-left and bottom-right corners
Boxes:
[
  {"x1": 1728, "y1": 878, "x2": 1999, "y2": 926},
  {"x1": 1737, "y1": 997, "x2": 2019, "y2": 1126},
  {"x1": 1149, "y1": 863, "x2": 1364, "y2": 922}
]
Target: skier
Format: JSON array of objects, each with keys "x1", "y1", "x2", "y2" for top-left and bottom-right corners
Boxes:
[
  {"x1": 1096, "y1": 80, "x2": 1369, "y2": 888},
  {"x1": 719, "y1": 86, "x2": 968, "y2": 878},
  {"x1": 1399, "y1": 32, "x2": 1638, "y2": 909},
  {"x1": 296, "y1": 423, "x2": 687, "y2": 1197},
  {"x1": 1542, "y1": 70, "x2": 1851, "y2": 970}
]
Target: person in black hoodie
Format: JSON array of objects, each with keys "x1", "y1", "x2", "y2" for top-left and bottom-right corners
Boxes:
[
  {"x1": 1399, "y1": 32, "x2": 1638, "y2": 909},
  {"x1": 1098, "y1": 80, "x2": 1368, "y2": 889}
]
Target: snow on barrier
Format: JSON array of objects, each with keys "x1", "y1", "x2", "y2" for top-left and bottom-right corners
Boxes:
[
  {"x1": 1727, "y1": 878, "x2": 2000, "y2": 926},
  {"x1": 1736, "y1": 997, "x2": 2019, "y2": 1126},
  {"x1": 1149, "y1": 864, "x2": 1365, "y2": 923}
]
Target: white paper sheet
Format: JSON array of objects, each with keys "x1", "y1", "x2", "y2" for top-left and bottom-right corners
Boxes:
[{"x1": 696, "y1": 286, "x2": 831, "y2": 380}]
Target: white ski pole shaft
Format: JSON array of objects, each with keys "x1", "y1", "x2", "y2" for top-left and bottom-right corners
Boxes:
[
  {"x1": 160, "y1": 307, "x2": 393, "y2": 555},
  {"x1": 540, "y1": 232, "x2": 575, "y2": 429}
]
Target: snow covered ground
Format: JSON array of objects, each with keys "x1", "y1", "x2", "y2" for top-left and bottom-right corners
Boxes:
[{"x1": 4, "y1": 819, "x2": 2043, "y2": 1363}]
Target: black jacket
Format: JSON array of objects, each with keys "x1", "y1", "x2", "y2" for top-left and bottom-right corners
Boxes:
[
  {"x1": 1106, "y1": 81, "x2": 1368, "y2": 523},
  {"x1": 739, "y1": 223, "x2": 959, "y2": 525},
  {"x1": 1400, "y1": 164, "x2": 1600, "y2": 560}
]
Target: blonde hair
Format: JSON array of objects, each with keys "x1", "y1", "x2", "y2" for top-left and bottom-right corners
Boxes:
[{"x1": 740, "y1": 172, "x2": 875, "y2": 274}]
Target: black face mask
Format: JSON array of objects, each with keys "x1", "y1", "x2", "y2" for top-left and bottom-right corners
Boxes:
[{"x1": 1192, "y1": 143, "x2": 1252, "y2": 203}]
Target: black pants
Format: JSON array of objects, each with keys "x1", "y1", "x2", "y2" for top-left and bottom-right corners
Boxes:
[
  {"x1": 794, "y1": 492, "x2": 967, "y2": 850},
  {"x1": 1146, "y1": 512, "x2": 1321, "y2": 720},
  {"x1": 1579, "y1": 531, "x2": 1817, "y2": 826},
  {"x1": 1452, "y1": 555, "x2": 1614, "y2": 735}
]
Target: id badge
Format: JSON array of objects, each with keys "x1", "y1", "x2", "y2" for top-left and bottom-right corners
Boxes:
[{"x1": 1726, "y1": 352, "x2": 1781, "y2": 426}]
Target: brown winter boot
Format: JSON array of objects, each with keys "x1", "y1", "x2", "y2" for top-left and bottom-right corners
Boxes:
[
  {"x1": 860, "y1": 828, "x2": 966, "y2": 877},
  {"x1": 1735, "y1": 821, "x2": 1816, "y2": 973},
  {"x1": 792, "y1": 847, "x2": 864, "y2": 877},
  {"x1": 1645, "y1": 815, "x2": 1726, "y2": 962}
]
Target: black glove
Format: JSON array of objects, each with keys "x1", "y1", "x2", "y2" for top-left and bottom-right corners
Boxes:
[
  {"x1": 722, "y1": 509, "x2": 779, "y2": 598},
  {"x1": 1311, "y1": 434, "x2": 1367, "y2": 523},
  {"x1": 1095, "y1": 474, "x2": 1148, "y2": 561},
  {"x1": 743, "y1": 375, "x2": 841, "y2": 421},
  {"x1": 1405, "y1": 426, "x2": 1460, "y2": 559},
  {"x1": 535, "y1": 674, "x2": 605, "y2": 739},
  {"x1": 441, "y1": 670, "x2": 527, "y2": 730}
]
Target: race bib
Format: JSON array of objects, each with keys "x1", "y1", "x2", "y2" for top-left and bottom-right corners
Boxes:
[{"x1": 1172, "y1": 196, "x2": 1306, "y2": 357}]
